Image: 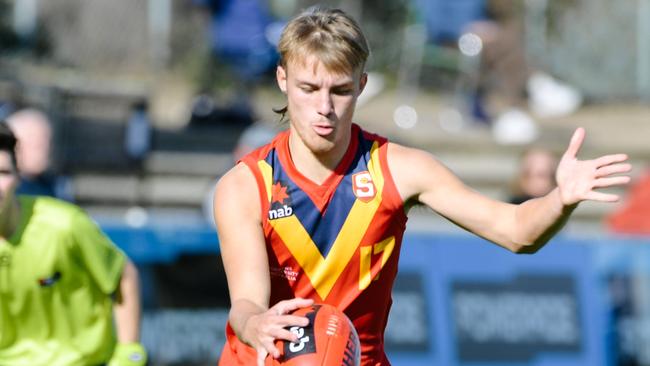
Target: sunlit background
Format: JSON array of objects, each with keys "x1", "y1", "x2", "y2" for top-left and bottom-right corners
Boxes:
[{"x1": 1, "y1": 0, "x2": 649, "y2": 365}]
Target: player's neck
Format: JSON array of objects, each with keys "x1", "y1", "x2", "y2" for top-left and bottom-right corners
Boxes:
[{"x1": 288, "y1": 131, "x2": 351, "y2": 185}]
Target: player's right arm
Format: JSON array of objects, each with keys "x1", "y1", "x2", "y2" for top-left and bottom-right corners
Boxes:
[{"x1": 213, "y1": 163, "x2": 313, "y2": 365}]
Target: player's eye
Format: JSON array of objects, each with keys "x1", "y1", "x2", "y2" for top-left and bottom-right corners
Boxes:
[
  {"x1": 300, "y1": 86, "x2": 315, "y2": 93},
  {"x1": 333, "y1": 89, "x2": 353, "y2": 96}
]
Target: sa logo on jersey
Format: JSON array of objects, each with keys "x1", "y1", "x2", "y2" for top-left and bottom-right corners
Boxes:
[{"x1": 352, "y1": 171, "x2": 376, "y2": 202}]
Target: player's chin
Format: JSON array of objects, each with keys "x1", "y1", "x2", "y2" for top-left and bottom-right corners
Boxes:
[{"x1": 308, "y1": 139, "x2": 337, "y2": 155}]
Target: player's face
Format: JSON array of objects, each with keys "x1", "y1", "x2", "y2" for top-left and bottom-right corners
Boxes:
[
  {"x1": 277, "y1": 56, "x2": 367, "y2": 155},
  {"x1": 0, "y1": 151, "x2": 18, "y2": 208}
]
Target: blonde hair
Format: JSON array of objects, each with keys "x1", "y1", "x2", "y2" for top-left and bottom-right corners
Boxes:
[
  {"x1": 277, "y1": 7, "x2": 370, "y2": 75},
  {"x1": 274, "y1": 8, "x2": 369, "y2": 120}
]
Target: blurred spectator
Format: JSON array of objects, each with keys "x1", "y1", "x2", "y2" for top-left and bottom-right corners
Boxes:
[
  {"x1": 467, "y1": 0, "x2": 528, "y2": 118},
  {"x1": 124, "y1": 99, "x2": 153, "y2": 207},
  {"x1": 465, "y1": 0, "x2": 582, "y2": 137},
  {"x1": 190, "y1": 0, "x2": 279, "y2": 131},
  {"x1": 606, "y1": 170, "x2": 650, "y2": 235},
  {"x1": 509, "y1": 147, "x2": 558, "y2": 204},
  {"x1": 415, "y1": 0, "x2": 486, "y2": 44},
  {"x1": 0, "y1": 82, "x2": 23, "y2": 121},
  {"x1": 6, "y1": 108, "x2": 72, "y2": 200},
  {"x1": 193, "y1": 0, "x2": 278, "y2": 83},
  {"x1": 0, "y1": 99, "x2": 17, "y2": 122},
  {"x1": 124, "y1": 99, "x2": 152, "y2": 169},
  {"x1": 0, "y1": 1, "x2": 19, "y2": 52}
]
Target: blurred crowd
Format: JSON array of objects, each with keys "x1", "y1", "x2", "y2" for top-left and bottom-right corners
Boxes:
[{"x1": 0, "y1": 0, "x2": 647, "y2": 235}]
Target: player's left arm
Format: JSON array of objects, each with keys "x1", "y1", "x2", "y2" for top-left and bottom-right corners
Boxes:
[
  {"x1": 113, "y1": 259, "x2": 141, "y2": 343},
  {"x1": 388, "y1": 127, "x2": 631, "y2": 253},
  {"x1": 109, "y1": 259, "x2": 147, "y2": 366}
]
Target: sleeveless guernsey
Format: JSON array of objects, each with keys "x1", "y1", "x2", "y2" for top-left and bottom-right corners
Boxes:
[{"x1": 219, "y1": 124, "x2": 407, "y2": 366}]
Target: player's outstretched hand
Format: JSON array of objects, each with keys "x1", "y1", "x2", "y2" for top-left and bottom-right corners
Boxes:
[
  {"x1": 243, "y1": 297, "x2": 314, "y2": 366},
  {"x1": 556, "y1": 127, "x2": 631, "y2": 206}
]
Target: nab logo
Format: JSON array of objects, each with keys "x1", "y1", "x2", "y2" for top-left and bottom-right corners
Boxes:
[
  {"x1": 352, "y1": 171, "x2": 376, "y2": 202},
  {"x1": 268, "y1": 205, "x2": 293, "y2": 220},
  {"x1": 269, "y1": 181, "x2": 294, "y2": 220}
]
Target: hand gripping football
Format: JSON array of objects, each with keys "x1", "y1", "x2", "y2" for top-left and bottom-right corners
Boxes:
[{"x1": 275, "y1": 304, "x2": 360, "y2": 366}]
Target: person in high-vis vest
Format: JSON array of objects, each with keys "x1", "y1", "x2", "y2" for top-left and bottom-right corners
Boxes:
[{"x1": 0, "y1": 122, "x2": 146, "y2": 366}]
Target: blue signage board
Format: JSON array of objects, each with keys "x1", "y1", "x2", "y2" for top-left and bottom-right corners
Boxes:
[
  {"x1": 386, "y1": 233, "x2": 606, "y2": 366},
  {"x1": 103, "y1": 224, "x2": 219, "y2": 263}
]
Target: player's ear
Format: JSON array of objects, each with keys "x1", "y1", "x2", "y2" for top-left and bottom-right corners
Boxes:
[
  {"x1": 358, "y1": 72, "x2": 368, "y2": 95},
  {"x1": 277, "y1": 66, "x2": 287, "y2": 94}
]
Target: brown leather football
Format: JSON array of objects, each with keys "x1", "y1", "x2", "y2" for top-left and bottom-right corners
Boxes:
[{"x1": 274, "y1": 304, "x2": 360, "y2": 366}]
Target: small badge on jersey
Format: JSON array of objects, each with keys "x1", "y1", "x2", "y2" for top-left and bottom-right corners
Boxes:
[
  {"x1": 269, "y1": 181, "x2": 294, "y2": 220},
  {"x1": 38, "y1": 271, "x2": 62, "y2": 287},
  {"x1": 352, "y1": 171, "x2": 376, "y2": 202},
  {"x1": 270, "y1": 266, "x2": 299, "y2": 281}
]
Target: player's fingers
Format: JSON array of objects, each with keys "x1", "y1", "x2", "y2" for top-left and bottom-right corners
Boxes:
[
  {"x1": 586, "y1": 190, "x2": 619, "y2": 202},
  {"x1": 277, "y1": 314, "x2": 310, "y2": 327},
  {"x1": 271, "y1": 328, "x2": 300, "y2": 343},
  {"x1": 273, "y1": 298, "x2": 314, "y2": 315},
  {"x1": 286, "y1": 297, "x2": 315, "y2": 309},
  {"x1": 595, "y1": 154, "x2": 628, "y2": 167},
  {"x1": 593, "y1": 176, "x2": 631, "y2": 188},
  {"x1": 564, "y1": 127, "x2": 585, "y2": 159},
  {"x1": 596, "y1": 163, "x2": 632, "y2": 177},
  {"x1": 256, "y1": 347, "x2": 268, "y2": 366},
  {"x1": 263, "y1": 341, "x2": 281, "y2": 360}
]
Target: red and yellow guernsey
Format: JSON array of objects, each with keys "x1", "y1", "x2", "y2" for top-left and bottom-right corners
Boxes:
[{"x1": 219, "y1": 123, "x2": 407, "y2": 366}]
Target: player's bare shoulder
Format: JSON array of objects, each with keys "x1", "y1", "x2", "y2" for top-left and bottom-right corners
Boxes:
[
  {"x1": 386, "y1": 142, "x2": 457, "y2": 203},
  {"x1": 213, "y1": 162, "x2": 261, "y2": 223},
  {"x1": 387, "y1": 142, "x2": 438, "y2": 166}
]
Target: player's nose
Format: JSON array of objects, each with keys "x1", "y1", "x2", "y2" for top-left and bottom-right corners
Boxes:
[{"x1": 316, "y1": 91, "x2": 334, "y2": 117}]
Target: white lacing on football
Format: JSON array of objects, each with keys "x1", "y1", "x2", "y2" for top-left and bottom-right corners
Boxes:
[{"x1": 326, "y1": 315, "x2": 340, "y2": 336}]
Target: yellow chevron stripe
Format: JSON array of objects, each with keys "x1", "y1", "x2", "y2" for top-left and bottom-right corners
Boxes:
[
  {"x1": 367, "y1": 141, "x2": 384, "y2": 193},
  {"x1": 269, "y1": 140, "x2": 390, "y2": 299},
  {"x1": 258, "y1": 160, "x2": 273, "y2": 203},
  {"x1": 271, "y1": 192, "x2": 381, "y2": 299}
]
